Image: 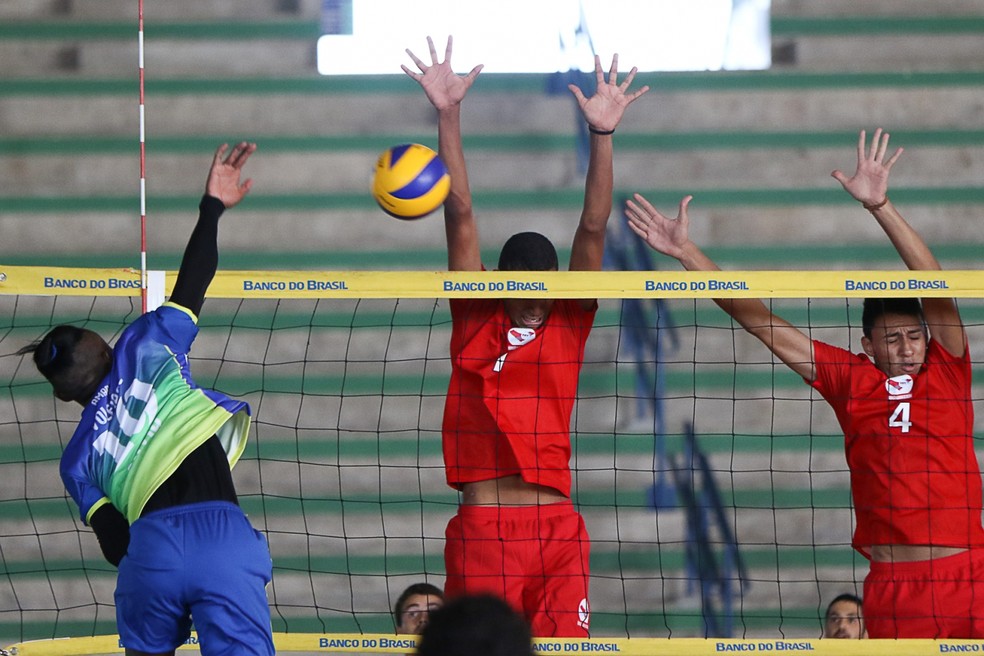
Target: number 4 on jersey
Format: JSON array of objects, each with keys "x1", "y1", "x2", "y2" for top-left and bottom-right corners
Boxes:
[{"x1": 889, "y1": 401, "x2": 912, "y2": 433}]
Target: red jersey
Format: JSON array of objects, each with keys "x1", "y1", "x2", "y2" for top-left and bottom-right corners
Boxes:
[
  {"x1": 810, "y1": 339, "x2": 984, "y2": 557},
  {"x1": 442, "y1": 297, "x2": 595, "y2": 497}
]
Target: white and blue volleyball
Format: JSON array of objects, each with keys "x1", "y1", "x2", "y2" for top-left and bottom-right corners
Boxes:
[{"x1": 371, "y1": 143, "x2": 450, "y2": 220}]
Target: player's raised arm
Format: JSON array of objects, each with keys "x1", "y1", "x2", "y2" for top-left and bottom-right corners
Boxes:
[
  {"x1": 831, "y1": 128, "x2": 964, "y2": 356},
  {"x1": 403, "y1": 36, "x2": 484, "y2": 272},
  {"x1": 567, "y1": 54, "x2": 649, "y2": 278},
  {"x1": 625, "y1": 193, "x2": 816, "y2": 381},
  {"x1": 169, "y1": 141, "x2": 256, "y2": 317}
]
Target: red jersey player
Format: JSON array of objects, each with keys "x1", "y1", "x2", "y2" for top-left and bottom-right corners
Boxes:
[
  {"x1": 402, "y1": 36, "x2": 648, "y2": 636},
  {"x1": 624, "y1": 128, "x2": 984, "y2": 638}
]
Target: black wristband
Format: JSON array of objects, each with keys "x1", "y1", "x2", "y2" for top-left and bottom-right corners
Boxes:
[{"x1": 588, "y1": 125, "x2": 615, "y2": 136}]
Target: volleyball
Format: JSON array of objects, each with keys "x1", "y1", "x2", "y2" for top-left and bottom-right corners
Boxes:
[{"x1": 371, "y1": 143, "x2": 450, "y2": 220}]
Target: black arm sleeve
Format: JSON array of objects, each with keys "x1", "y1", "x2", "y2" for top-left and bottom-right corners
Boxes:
[
  {"x1": 169, "y1": 194, "x2": 226, "y2": 317},
  {"x1": 88, "y1": 503, "x2": 131, "y2": 567}
]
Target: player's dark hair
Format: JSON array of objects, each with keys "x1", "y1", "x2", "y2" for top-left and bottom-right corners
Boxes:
[
  {"x1": 861, "y1": 298, "x2": 925, "y2": 338},
  {"x1": 417, "y1": 594, "x2": 533, "y2": 656},
  {"x1": 17, "y1": 325, "x2": 106, "y2": 402},
  {"x1": 825, "y1": 593, "x2": 863, "y2": 618},
  {"x1": 393, "y1": 582, "x2": 444, "y2": 628},
  {"x1": 497, "y1": 232, "x2": 558, "y2": 272}
]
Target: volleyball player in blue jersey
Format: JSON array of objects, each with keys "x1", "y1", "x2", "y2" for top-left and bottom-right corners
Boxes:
[{"x1": 19, "y1": 142, "x2": 274, "y2": 656}]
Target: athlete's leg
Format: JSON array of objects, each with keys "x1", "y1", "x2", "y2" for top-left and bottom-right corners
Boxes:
[
  {"x1": 523, "y1": 505, "x2": 590, "y2": 638},
  {"x1": 115, "y1": 511, "x2": 194, "y2": 654},
  {"x1": 184, "y1": 503, "x2": 274, "y2": 656},
  {"x1": 864, "y1": 553, "x2": 984, "y2": 638},
  {"x1": 928, "y1": 549, "x2": 984, "y2": 638},
  {"x1": 864, "y1": 562, "x2": 938, "y2": 638},
  {"x1": 444, "y1": 506, "x2": 526, "y2": 612},
  {"x1": 967, "y1": 549, "x2": 984, "y2": 637}
]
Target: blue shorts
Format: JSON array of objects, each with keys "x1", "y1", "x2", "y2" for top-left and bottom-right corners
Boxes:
[{"x1": 115, "y1": 501, "x2": 274, "y2": 655}]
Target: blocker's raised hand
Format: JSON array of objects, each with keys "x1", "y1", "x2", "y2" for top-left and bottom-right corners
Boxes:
[
  {"x1": 625, "y1": 193, "x2": 694, "y2": 261},
  {"x1": 402, "y1": 35, "x2": 484, "y2": 112},
  {"x1": 831, "y1": 128, "x2": 902, "y2": 207},
  {"x1": 568, "y1": 54, "x2": 650, "y2": 133}
]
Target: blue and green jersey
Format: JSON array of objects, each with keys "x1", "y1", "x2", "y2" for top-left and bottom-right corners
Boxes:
[{"x1": 60, "y1": 302, "x2": 250, "y2": 524}]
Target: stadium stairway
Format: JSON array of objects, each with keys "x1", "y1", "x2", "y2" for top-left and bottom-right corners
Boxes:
[{"x1": 2, "y1": 0, "x2": 984, "y2": 644}]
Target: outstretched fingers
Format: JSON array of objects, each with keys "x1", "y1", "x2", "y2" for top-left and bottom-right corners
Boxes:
[
  {"x1": 619, "y1": 65, "x2": 637, "y2": 92},
  {"x1": 607, "y1": 53, "x2": 619, "y2": 85},
  {"x1": 625, "y1": 194, "x2": 661, "y2": 233},
  {"x1": 569, "y1": 53, "x2": 650, "y2": 131},
  {"x1": 428, "y1": 35, "x2": 441, "y2": 64},
  {"x1": 624, "y1": 70, "x2": 650, "y2": 103},
  {"x1": 567, "y1": 83, "x2": 587, "y2": 104},
  {"x1": 629, "y1": 192, "x2": 670, "y2": 219},
  {"x1": 626, "y1": 193, "x2": 692, "y2": 231},
  {"x1": 863, "y1": 127, "x2": 904, "y2": 169},
  {"x1": 863, "y1": 127, "x2": 888, "y2": 162},
  {"x1": 224, "y1": 141, "x2": 255, "y2": 169},
  {"x1": 402, "y1": 48, "x2": 428, "y2": 79},
  {"x1": 884, "y1": 145, "x2": 904, "y2": 170},
  {"x1": 206, "y1": 141, "x2": 256, "y2": 207},
  {"x1": 856, "y1": 129, "x2": 868, "y2": 163},
  {"x1": 442, "y1": 34, "x2": 453, "y2": 63},
  {"x1": 210, "y1": 141, "x2": 254, "y2": 172},
  {"x1": 212, "y1": 143, "x2": 229, "y2": 169},
  {"x1": 626, "y1": 192, "x2": 657, "y2": 217},
  {"x1": 592, "y1": 54, "x2": 605, "y2": 85},
  {"x1": 874, "y1": 128, "x2": 889, "y2": 162},
  {"x1": 626, "y1": 217, "x2": 648, "y2": 242},
  {"x1": 603, "y1": 56, "x2": 649, "y2": 104},
  {"x1": 464, "y1": 63, "x2": 484, "y2": 84},
  {"x1": 872, "y1": 129, "x2": 903, "y2": 170},
  {"x1": 677, "y1": 194, "x2": 693, "y2": 221},
  {"x1": 834, "y1": 128, "x2": 903, "y2": 203},
  {"x1": 624, "y1": 203, "x2": 652, "y2": 242},
  {"x1": 403, "y1": 35, "x2": 443, "y2": 78}
]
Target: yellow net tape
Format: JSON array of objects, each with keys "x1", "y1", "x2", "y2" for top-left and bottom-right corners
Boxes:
[
  {"x1": 3, "y1": 633, "x2": 983, "y2": 655},
  {"x1": 0, "y1": 265, "x2": 978, "y2": 299}
]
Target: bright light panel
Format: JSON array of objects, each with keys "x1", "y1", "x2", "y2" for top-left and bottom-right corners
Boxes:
[{"x1": 317, "y1": 0, "x2": 771, "y2": 75}]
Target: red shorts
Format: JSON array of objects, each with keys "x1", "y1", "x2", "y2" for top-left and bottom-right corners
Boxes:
[
  {"x1": 443, "y1": 501, "x2": 590, "y2": 638},
  {"x1": 864, "y1": 548, "x2": 984, "y2": 638}
]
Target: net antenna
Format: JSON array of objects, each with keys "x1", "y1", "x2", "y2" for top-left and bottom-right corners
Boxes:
[{"x1": 138, "y1": 0, "x2": 149, "y2": 313}]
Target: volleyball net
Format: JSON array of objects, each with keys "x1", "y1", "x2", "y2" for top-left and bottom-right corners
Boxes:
[{"x1": 2, "y1": 265, "x2": 984, "y2": 655}]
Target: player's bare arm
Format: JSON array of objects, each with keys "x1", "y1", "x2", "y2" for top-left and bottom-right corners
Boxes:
[
  {"x1": 625, "y1": 192, "x2": 816, "y2": 381},
  {"x1": 832, "y1": 128, "x2": 964, "y2": 356},
  {"x1": 404, "y1": 35, "x2": 484, "y2": 272},
  {"x1": 568, "y1": 53, "x2": 649, "y2": 276}
]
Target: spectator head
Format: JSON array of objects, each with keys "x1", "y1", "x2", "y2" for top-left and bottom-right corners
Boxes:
[
  {"x1": 394, "y1": 583, "x2": 444, "y2": 635},
  {"x1": 823, "y1": 593, "x2": 866, "y2": 639}
]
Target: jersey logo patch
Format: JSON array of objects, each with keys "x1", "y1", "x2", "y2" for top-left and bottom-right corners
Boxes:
[
  {"x1": 507, "y1": 327, "x2": 536, "y2": 348},
  {"x1": 494, "y1": 328, "x2": 538, "y2": 372},
  {"x1": 577, "y1": 597, "x2": 590, "y2": 630},
  {"x1": 885, "y1": 374, "x2": 913, "y2": 398}
]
